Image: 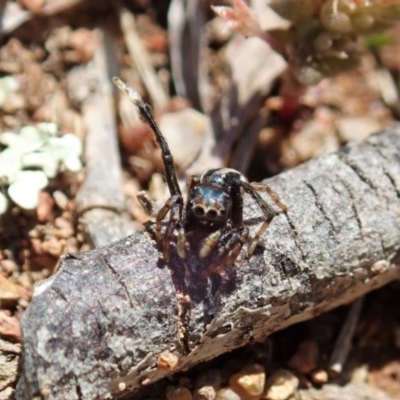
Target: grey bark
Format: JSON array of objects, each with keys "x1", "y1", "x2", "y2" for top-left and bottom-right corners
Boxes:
[{"x1": 16, "y1": 127, "x2": 400, "y2": 399}]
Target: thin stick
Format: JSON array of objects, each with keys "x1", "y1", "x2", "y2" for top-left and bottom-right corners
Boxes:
[
  {"x1": 328, "y1": 297, "x2": 364, "y2": 375},
  {"x1": 118, "y1": 7, "x2": 169, "y2": 110}
]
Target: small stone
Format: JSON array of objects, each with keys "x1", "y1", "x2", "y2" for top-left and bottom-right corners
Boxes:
[
  {"x1": 282, "y1": 119, "x2": 338, "y2": 166},
  {"x1": 157, "y1": 350, "x2": 179, "y2": 370},
  {"x1": 166, "y1": 386, "x2": 193, "y2": 400},
  {"x1": 287, "y1": 341, "x2": 319, "y2": 374},
  {"x1": 68, "y1": 29, "x2": 96, "y2": 64},
  {"x1": 36, "y1": 191, "x2": 55, "y2": 222},
  {"x1": 194, "y1": 386, "x2": 216, "y2": 400},
  {"x1": 229, "y1": 364, "x2": 266, "y2": 398},
  {"x1": 41, "y1": 237, "x2": 63, "y2": 257},
  {"x1": 310, "y1": 369, "x2": 328, "y2": 385},
  {"x1": 265, "y1": 369, "x2": 299, "y2": 400},
  {"x1": 216, "y1": 388, "x2": 241, "y2": 400},
  {"x1": 0, "y1": 275, "x2": 24, "y2": 305},
  {"x1": 350, "y1": 364, "x2": 369, "y2": 384},
  {"x1": 17, "y1": 0, "x2": 46, "y2": 13},
  {"x1": 0, "y1": 387, "x2": 15, "y2": 400},
  {"x1": 0, "y1": 312, "x2": 21, "y2": 342},
  {"x1": 336, "y1": 117, "x2": 380, "y2": 143},
  {"x1": 54, "y1": 217, "x2": 74, "y2": 238},
  {"x1": 52, "y1": 190, "x2": 69, "y2": 210},
  {"x1": 0, "y1": 260, "x2": 18, "y2": 275}
]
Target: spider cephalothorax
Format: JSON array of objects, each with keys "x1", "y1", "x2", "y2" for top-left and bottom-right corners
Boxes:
[{"x1": 114, "y1": 77, "x2": 287, "y2": 278}]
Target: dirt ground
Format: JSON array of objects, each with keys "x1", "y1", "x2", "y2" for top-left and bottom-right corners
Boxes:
[{"x1": 1, "y1": 1, "x2": 400, "y2": 399}]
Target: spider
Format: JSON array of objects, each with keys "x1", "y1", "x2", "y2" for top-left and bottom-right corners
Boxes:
[{"x1": 113, "y1": 77, "x2": 287, "y2": 278}]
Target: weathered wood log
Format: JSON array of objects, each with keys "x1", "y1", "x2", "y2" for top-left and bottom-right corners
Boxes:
[{"x1": 16, "y1": 127, "x2": 400, "y2": 399}]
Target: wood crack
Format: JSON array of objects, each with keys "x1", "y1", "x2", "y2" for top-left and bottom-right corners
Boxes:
[
  {"x1": 335, "y1": 175, "x2": 365, "y2": 241},
  {"x1": 282, "y1": 211, "x2": 308, "y2": 266},
  {"x1": 303, "y1": 180, "x2": 338, "y2": 242},
  {"x1": 103, "y1": 257, "x2": 134, "y2": 309},
  {"x1": 383, "y1": 171, "x2": 400, "y2": 200},
  {"x1": 337, "y1": 152, "x2": 378, "y2": 192}
]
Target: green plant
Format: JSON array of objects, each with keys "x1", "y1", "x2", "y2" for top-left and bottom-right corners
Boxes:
[
  {"x1": 213, "y1": 0, "x2": 400, "y2": 84},
  {"x1": 0, "y1": 122, "x2": 82, "y2": 213}
]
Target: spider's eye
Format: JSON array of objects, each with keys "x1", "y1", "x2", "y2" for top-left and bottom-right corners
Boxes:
[
  {"x1": 206, "y1": 209, "x2": 218, "y2": 219},
  {"x1": 194, "y1": 206, "x2": 205, "y2": 216}
]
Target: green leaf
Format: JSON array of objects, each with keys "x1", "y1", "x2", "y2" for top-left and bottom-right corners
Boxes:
[
  {"x1": 0, "y1": 148, "x2": 23, "y2": 183},
  {"x1": 1, "y1": 126, "x2": 48, "y2": 153},
  {"x1": 8, "y1": 170, "x2": 48, "y2": 210},
  {"x1": 22, "y1": 151, "x2": 59, "y2": 178}
]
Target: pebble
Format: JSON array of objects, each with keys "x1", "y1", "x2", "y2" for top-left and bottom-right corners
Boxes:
[
  {"x1": 17, "y1": 0, "x2": 45, "y2": 13},
  {"x1": 0, "y1": 312, "x2": 21, "y2": 342},
  {"x1": 310, "y1": 369, "x2": 328, "y2": 385},
  {"x1": 166, "y1": 386, "x2": 193, "y2": 400},
  {"x1": 229, "y1": 364, "x2": 266, "y2": 399},
  {"x1": 0, "y1": 260, "x2": 18, "y2": 275},
  {"x1": 0, "y1": 275, "x2": 23, "y2": 305},
  {"x1": 194, "y1": 385, "x2": 216, "y2": 400},
  {"x1": 0, "y1": 387, "x2": 15, "y2": 400},
  {"x1": 52, "y1": 190, "x2": 69, "y2": 210},
  {"x1": 157, "y1": 350, "x2": 179, "y2": 370},
  {"x1": 216, "y1": 388, "x2": 241, "y2": 400},
  {"x1": 265, "y1": 369, "x2": 299, "y2": 400},
  {"x1": 336, "y1": 117, "x2": 380, "y2": 143},
  {"x1": 36, "y1": 191, "x2": 55, "y2": 222}
]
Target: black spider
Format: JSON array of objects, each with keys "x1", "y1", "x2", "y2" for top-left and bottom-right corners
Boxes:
[{"x1": 114, "y1": 77, "x2": 287, "y2": 278}]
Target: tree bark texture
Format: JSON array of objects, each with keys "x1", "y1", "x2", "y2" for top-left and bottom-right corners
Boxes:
[{"x1": 16, "y1": 127, "x2": 400, "y2": 399}]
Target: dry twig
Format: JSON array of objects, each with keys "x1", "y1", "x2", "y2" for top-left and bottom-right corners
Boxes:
[
  {"x1": 16, "y1": 126, "x2": 400, "y2": 399},
  {"x1": 118, "y1": 7, "x2": 169, "y2": 111},
  {"x1": 69, "y1": 28, "x2": 134, "y2": 247}
]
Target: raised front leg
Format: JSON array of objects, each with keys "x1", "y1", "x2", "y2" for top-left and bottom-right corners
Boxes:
[{"x1": 155, "y1": 194, "x2": 183, "y2": 262}]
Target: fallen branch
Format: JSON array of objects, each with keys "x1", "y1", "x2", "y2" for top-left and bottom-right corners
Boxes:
[
  {"x1": 16, "y1": 126, "x2": 400, "y2": 399},
  {"x1": 68, "y1": 28, "x2": 134, "y2": 247}
]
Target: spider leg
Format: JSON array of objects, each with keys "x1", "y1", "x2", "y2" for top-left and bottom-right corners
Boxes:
[
  {"x1": 250, "y1": 183, "x2": 288, "y2": 212},
  {"x1": 230, "y1": 177, "x2": 244, "y2": 227},
  {"x1": 155, "y1": 194, "x2": 183, "y2": 259},
  {"x1": 137, "y1": 190, "x2": 154, "y2": 216},
  {"x1": 202, "y1": 227, "x2": 249, "y2": 278},
  {"x1": 241, "y1": 181, "x2": 287, "y2": 256},
  {"x1": 186, "y1": 175, "x2": 200, "y2": 190},
  {"x1": 113, "y1": 77, "x2": 182, "y2": 198},
  {"x1": 114, "y1": 78, "x2": 186, "y2": 264},
  {"x1": 162, "y1": 200, "x2": 183, "y2": 263},
  {"x1": 176, "y1": 174, "x2": 201, "y2": 259}
]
